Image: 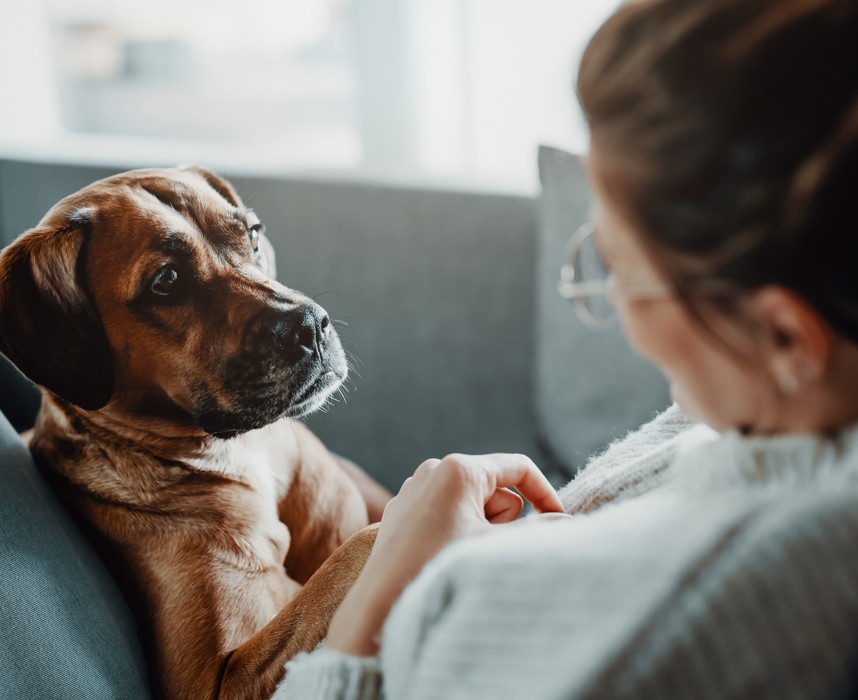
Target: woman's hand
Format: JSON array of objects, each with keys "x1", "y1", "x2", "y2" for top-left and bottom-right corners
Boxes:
[{"x1": 325, "y1": 453, "x2": 564, "y2": 656}]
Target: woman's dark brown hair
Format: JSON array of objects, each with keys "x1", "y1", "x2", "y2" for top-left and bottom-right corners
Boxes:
[{"x1": 577, "y1": 0, "x2": 858, "y2": 342}]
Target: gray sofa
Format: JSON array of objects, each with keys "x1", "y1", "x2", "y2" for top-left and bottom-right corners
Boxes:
[{"x1": 0, "y1": 147, "x2": 669, "y2": 699}]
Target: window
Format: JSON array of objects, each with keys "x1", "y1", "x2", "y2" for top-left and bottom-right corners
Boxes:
[{"x1": 2, "y1": 0, "x2": 621, "y2": 189}]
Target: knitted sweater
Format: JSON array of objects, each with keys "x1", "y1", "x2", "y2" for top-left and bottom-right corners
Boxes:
[{"x1": 273, "y1": 405, "x2": 858, "y2": 699}]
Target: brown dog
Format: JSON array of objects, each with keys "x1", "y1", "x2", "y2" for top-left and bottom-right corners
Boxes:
[{"x1": 0, "y1": 167, "x2": 389, "y2": 700}]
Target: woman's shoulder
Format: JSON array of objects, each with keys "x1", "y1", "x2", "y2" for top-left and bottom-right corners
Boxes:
[
  {"x1": 559, "y1": 402, "x2": 703, "y2": 514},
  {"x1": 561, "y1": 405, "x2": 858, "y2": 514}
]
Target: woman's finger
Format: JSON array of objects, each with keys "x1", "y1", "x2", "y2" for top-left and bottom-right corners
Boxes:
[
  {"x1": 398, "y1": 458, "x2": 440, "y2": 494},
  {"x1": 479, "y1": 453, "x2": 564, "y2": 514},
  {"x1": 414, "y1": 458, "x2": 441, "y2": 476},
  {"x1": 484, "y1": 487, "x2": 524, "y2": 523}
]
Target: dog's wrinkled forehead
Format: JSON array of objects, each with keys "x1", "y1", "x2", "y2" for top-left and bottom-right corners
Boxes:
[
  {"x1": 46, "y1": 166, "x2": 243, "y2": 235},
  {"x1": 49, "y1": 167, "x2": 265, "y2": 295},
  {"x1": 129, "y1": 169, "x2": 243, "y2": 240}
]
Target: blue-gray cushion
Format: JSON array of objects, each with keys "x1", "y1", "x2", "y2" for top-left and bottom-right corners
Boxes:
[
  {"x1": 0, "y1": 409, "x2": 150, "y2": 699},
  {"x1": 535, "y1": 145, "x2": 671, "y2": 472}
]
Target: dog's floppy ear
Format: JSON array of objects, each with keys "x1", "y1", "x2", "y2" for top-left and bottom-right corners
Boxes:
[{"x1": 0, "y1": 209, "x2": 114, "y2": 410}]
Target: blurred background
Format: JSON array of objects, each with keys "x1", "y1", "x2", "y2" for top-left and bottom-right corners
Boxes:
[{"x1": 1, "y1": 0, "x2": 620, "y2": 190}]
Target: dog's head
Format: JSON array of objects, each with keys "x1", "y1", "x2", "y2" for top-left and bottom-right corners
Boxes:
[{"x1": 0, "y1": 166, "x2": 347, "y2": 437}]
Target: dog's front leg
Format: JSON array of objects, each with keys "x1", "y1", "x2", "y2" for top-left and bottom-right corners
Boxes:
[{"x1": 216, "y1": 524, "x2": 379, "y2": 700}]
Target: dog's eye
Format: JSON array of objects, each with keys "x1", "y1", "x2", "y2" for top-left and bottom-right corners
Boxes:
[
  {"x1": 151, "y1": 265, "x2": 180, "y2": 296},
  {"x1": 248, "y1": 223, "x2": 263, "y2": 253}
]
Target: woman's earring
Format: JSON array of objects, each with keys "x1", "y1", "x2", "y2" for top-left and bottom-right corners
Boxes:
[{"x1": 775, "y1": 365, "x2": 799, "y2": 395}]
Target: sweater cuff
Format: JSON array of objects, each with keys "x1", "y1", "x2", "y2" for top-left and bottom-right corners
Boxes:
[{"x1": 272, "y1": 646, "x2": 382, "y2": 700}]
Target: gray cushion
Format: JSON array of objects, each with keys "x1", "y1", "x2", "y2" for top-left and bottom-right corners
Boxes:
[
  {"x1": 0, "y1": 410, "x2": 150, "y2": 699},
  {"x1": 535, "y1": 145, "x2": 671, "y2": 472}
]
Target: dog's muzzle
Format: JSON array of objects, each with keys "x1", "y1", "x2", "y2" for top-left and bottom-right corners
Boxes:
[{"x1": 194, "y1": 302, "x2": 347, "y2": 437}]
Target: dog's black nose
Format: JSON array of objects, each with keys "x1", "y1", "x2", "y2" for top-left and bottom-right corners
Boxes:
[{"x1": 271, "y1": 304, "x2": 331, "y2": 360}]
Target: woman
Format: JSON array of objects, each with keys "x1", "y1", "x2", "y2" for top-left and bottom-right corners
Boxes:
[{"x1": 276, "y1": 0, "x2": 858, "y2": 697}]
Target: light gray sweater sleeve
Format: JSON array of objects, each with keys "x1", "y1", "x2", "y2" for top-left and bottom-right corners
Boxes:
[
  {"x1": 273, "y1": 407, "x2": 858, "y2": 700},
  {"x1": 274, "y1": 647, "x2": 381, "y2": 700},
  {"x1": 274, "y1": 491, "x2": 858, "y2": 700},
  {"x1": 379, "y1": 490, "x2": 858, "y2": 700}
]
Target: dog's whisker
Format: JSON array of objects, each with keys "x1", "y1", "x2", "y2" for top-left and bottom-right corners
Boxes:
[{"x1": 344, "y1": 350, "x2": 364, "y2": 371}]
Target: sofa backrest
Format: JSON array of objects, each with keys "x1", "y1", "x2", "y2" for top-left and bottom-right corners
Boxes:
[{"x1": 535, "y1": 146, "x2": 671, "y2": 472}]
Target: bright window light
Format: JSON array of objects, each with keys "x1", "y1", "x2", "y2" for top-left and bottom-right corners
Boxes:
[{"x1": 1, "y1": 0, "x2": 621, "y2": 188}]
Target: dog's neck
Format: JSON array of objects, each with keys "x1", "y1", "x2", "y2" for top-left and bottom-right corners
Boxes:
[
  {"x1": 30, "y1": 393, "x2": 302, "y2": 535},
  {"x1": 40, "y1": 393, "x2": 213, "y2": 462}
]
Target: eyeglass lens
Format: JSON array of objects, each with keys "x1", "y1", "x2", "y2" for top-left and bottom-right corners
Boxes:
[{"x1": 574, "y1": 230, "x2": 616, "y2": 325}]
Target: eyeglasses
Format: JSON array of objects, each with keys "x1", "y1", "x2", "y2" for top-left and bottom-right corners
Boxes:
[{"x1": 557, "y1": 222, "x2": 673, "y2": 329}]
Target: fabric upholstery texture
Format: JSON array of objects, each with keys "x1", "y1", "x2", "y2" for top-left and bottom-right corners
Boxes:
[
  {"x1": 535, "y1": 145, "x2": 671, "y2": 472},
  {"x1": 0, "y1": 410, "x2": 150, "y2": 700}
]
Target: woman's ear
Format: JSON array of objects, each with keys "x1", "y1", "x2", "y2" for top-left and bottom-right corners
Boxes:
[{"x1": 749, "y1": 286, "x2": 834, "y2": 394}]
